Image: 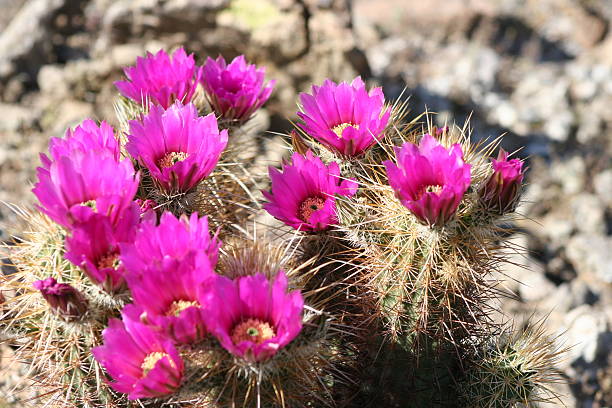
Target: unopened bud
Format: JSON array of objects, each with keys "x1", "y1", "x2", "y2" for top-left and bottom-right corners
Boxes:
[
  {"x1": 480, "y1": 149, "x2": 525, "y2": 215},
  {"x1": 33, "y1": 277, "x2": 89, "y2": 321}
]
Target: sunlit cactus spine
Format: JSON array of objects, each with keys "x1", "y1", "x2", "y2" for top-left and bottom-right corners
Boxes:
[{"x1": 0, "y1": 46, "x2": 567, "y2": 408}]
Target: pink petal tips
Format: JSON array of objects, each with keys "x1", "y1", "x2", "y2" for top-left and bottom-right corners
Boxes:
[
  {"x1": 263, "y1": 151, "x2": 357, "y2": 232},
  {"x1": 126, "y1": 102, "x2": 228, "y2": 194},
  {"x1": 92, "y1": 307, "x2": 184, "y2": 400},
  {"x1": 202, "y1": 55, "x2": 276, "y2": 123},
  {"x1": 120, "y1": 212, "x2": 220, "y2": 344},
  {"x1": 114, "y1": 47, "x2": 203, "y2": 109},
  {"x1": 201, "y1": 271, "x2": 303, "y2": 362},
  {"x1": 297, "y1": 76, "x2": 390, "y2": 157},
  {"x1": 480, "y1": 149, "x2": 525, "y2": 214},
  {"x1": 384, "y1": 134, "x2": 472, "y2": 227},
  {"x1": 33, "y1": 145, "x2": 139, "y2": 229}
]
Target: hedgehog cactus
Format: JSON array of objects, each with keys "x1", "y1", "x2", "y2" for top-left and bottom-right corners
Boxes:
[{"x1": 1, "y1": 47, "x2": 566, "y2": 407}]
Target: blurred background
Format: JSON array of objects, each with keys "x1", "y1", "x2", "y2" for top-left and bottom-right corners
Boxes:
[{"x1": 0, "y1": 0, "x2": 610, "y2": 406}]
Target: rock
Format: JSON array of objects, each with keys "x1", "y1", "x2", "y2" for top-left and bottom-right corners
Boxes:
[
  {"x1": 42, "y1": 100, "x2": 94, "y2": 136},
  {"x1": 517, "y1": 260, "x2": 555, "y2": 302},
  {"x1": 539, "y1": 209, "x2": 574, "y2": 248},
  {"x1": 562, "y1": 305, "x2": 609, "y2": 364},
  {"x1": 551, "y1": 156, "x2": 586, "y2": 195},
  {"x1": 37, "y1": 64, "x2": 69, "y2": 96},
  {"x1": 565, "y1": 234, "x2": 612, "y2": 284},
  {"x1": 570, "y1": 194, "x2": 606, "y2": 235},
  {"x1": 163, "y1": 0, "x2": 229, "y2": 14},
  {"x1": 0, "y1": 0, "x2": 65, "y2": 83},
  {"x1": 0, "y1": 103, "x2": 36, "y2": 133},
  {"x1": 593, "y1": 169, "x2": 612, "y2": 205}
]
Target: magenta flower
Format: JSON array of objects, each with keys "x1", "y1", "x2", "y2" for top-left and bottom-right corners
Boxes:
[
  {"x1": 119, "y1": 212, "x2": 220, "y2": 343},
  {"x1": 263, "y1": 151, "x2": 357, "y2": 232},
  {"x1": 201, "y1": 55, "x2": 275, "y2": 123},
  {"x1": 33, "y1": 277, "x2": 89, "y2": 321},
  {"x1": 297, "y1": 77, "x2": 390, "y2": 157},
  {"x1": 480, "y1": 149, "x2": 525, "y2": 214},
  {"x1": 42, "y1": 120, "x2": 120, "y2": 168},
  {"x1": 120, "y1": 211, "x2": 221, "y2": 275},
  {"x1": 127, "y1": 102, "x2": 228, "y2": 193},
  {"x1": 32, "y1": 151, "x2": 139, "y2": 228},
  {"x1": 384, "y1": 134, "x2": 471, "y2": 227},
  {"x1": 64, "y1": 206, "x2": 140, "y2": 293},
  {"x1": 114, "y1": 48, "x2": 203, "y2": 109},
  {"x1": 124, "y1": 254, "x2": 213, "y2": 344},
  {"x1": 201, "y1": 272, "x2": 303, "y2": 362},
  {"x1": 92, "y1": 306, "x2": 184, "y2": 400}
]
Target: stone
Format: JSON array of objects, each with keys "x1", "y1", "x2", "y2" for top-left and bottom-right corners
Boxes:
[
  {"x1": 593, "y1": 169, "x2": 612, "y2": 205},
  {"x1": 0, "y1": 0, "x2": 65, "y2": 82},
  {"x1": 517, "y1": 260, "x2": 556, "y2": 302},
  {"x1": 570, "y1": 194, "x2": 606, "y2": 235},
  {"x1": 551, "y1": 156, "x2": 586, "y2": 195},
  {"x1": 566, "y1": 234, "x2": 612, "y2": 284},
  {"x1": 37, "y1": 65, "x2": 69, "y2": 96},
  {"x1": 0, "y1": 103, "x2": 36, "y2": 132},
  {"x1": 561, "y1": 305, "x2": 609, "y2": 364}
]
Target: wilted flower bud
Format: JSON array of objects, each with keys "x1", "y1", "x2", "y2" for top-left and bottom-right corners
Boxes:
[
  {"x1": 33, "y1": 277, "x2": 89, "y2": 321},
  {"x1": 480, "y1": 149, "x2": 525, "y2": 215}
]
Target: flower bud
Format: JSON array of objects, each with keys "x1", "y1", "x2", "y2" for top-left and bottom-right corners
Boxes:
[
  {"x1": 33, "y1": 277, "x2": 89, "y2": 321},
  {"x1": 480, "y1": 149, "x2": 525, "y2": 215}
]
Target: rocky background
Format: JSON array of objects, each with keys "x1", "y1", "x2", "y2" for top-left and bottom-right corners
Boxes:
[{"x1": 0, "y1": 0, "x2": 610, "y2": 407}]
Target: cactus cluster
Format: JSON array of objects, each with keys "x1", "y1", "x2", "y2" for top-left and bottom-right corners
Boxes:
[{"x1": 1, "y1": 47, "x2": 566, "y2": 407}]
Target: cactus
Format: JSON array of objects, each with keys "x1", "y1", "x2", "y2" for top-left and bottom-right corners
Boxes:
[{"x1": 1, "y1": 47, "x2": 566, "y2": 407}]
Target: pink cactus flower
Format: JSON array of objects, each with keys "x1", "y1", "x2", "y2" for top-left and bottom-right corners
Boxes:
[
  {"x1": 263, "y1": 151, "x2": 357, "y2": 232},
  {"x1": 124, "y1": 253, "x2": 213, "y2": 344},
  {"x1": 33, "y1": 277, "x2": 89, "y2": 321},
  {"x1": 126, "y1": 102, "x2": 228, "y2": 194},
  {"x1": 480, "y1": 149, "x2": 525, "y2": 214},
  {"x1": 32, "y1": 150, "x2": 139, "y2": 229},
  {"x1": 64, "y1": 206, "x2": 140, "y2": 293},
  {"x1": 202, "y1": 55, "x2": 275, "y2": 123},
  {"x1": 201, "y1": 272, "x2": 303, "y2": 362},
  {"x1": 41, "y1": 120, "x2": 120, "y2": 169},
  {"x1": 384, "y1": 134, "x2": 471, "y2": 227},
  {"x1": 120, "y1": 211, "x2": 221, "y2": 274},
  {"x1": 114, "y1": 48, "x2": 203, "y2": 109},
  {"x1": 119, "y1": 212, "x2": 220, "y2": 343},
  {"x1": 92, "y1": 306, "x2": 184, "y2": 400},
  {"x1": 297, "y1": 77, "x2": 390, "y2": 157}
]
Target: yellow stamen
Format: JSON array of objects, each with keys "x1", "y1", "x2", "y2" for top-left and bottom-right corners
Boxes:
[
  {"x1": 97, "y1": 252, "x2": 120, "y2": 270},
  {"x1": 157, "y1": 152, "x2": 189, "y2": 169},
  {"x1": 141, "y1": 352, "x2": 172, "y2": 376},
  {"x1": 167, "y1": 300, "x2": 200, "y2": 317},
  {"x1": 426, "y1": 185, "x2": 443, "y2": 194},
  {"x1": 231, "y1": 318, "x2": 276, "y2": 345},
  {"x1": 82, "y1": 200, "x2": 97, "y2": 210},
  {"x1": 332, "y1": 122, "x2": 359, "y2": 138}
]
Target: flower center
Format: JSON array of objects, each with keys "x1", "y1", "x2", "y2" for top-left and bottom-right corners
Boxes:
[
  {"x1": 231, "y1": 318, "x2": 276, "y2": 345},
  {"x1": 332, "y1": 122, "x2": 359, "y2": 138},
  {"x1": 141, "y1": 352, "x2": 171, "y2": 376},
  {"x1": 97, "y1": 252, "x2": 120, "y2": 270},
  {"x1": 82, "y1": 200, "x2": 97, "y2": 211},
  {"x1": 298, "y1": 196, "x2": 326, "y2": 222},
  {"x1": 415, "y1": 184, "x2": 443, "y2": 200},
  {"x1": 167, "y1": 299, "x2": 200, "y2": 317},
  {"x1": 157, "y1": 152, "x2": 189, "y2": 169}
]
